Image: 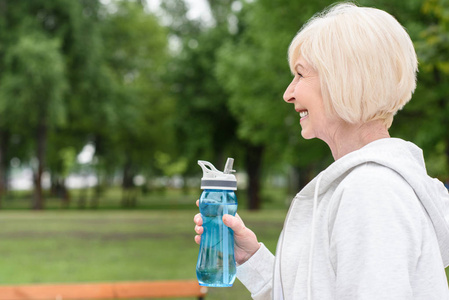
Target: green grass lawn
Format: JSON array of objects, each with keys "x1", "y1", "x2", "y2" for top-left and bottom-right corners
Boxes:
[{"x1": 0, "y1": 209, "x2": 286, "y2": 299}]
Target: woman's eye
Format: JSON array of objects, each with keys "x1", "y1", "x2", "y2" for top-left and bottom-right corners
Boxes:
[{"x1": 297, "y1": 72, "x2": 303, "y2": 78}]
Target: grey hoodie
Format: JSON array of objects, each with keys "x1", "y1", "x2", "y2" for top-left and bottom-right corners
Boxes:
[{"x1": 237, "y1": 138, "x2": 449, "y2": 299}]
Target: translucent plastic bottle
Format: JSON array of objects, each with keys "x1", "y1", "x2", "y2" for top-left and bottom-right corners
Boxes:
[{"x1": 196, "y1": 158, "x2": 238, "y2": 287}]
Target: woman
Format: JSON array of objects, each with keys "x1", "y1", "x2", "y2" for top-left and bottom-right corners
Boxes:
[{"x1": 194, "y1": 3, "x2": 449, "y2": 299}]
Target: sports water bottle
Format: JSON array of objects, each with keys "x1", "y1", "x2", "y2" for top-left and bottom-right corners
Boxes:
[{"x1": 196, "y1": 158, "x2": 237, "y2": 287}]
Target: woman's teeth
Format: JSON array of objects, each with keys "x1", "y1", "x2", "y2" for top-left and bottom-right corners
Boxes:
[{"x1": 299, "y1": 111, "x2": 309, "y2": 118}]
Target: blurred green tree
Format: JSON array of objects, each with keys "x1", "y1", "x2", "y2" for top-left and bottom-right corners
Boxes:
[
  {"x1": 409, "y1": 0, "x2": 449, "y2": 179},
  {"x1": 43, "y1": 0, "x2": 110, "y2": 207},
  {"x1": 100, "y1": 0, "x2": 171, "y2": 207},
  {"x1": 159, "y1": 0, "x2": 240, "y2": 186},
  {"x1": 0, "y1": 0, "x2": 108, "y2": 209},
  {"x1": 0, "y1": 0, "x2": 171, "y2": 209},
  {"x1": 0, "y1": 32, "x2": 67, "y2": 210}
]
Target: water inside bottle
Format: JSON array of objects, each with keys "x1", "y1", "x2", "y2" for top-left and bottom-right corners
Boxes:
[{"x1": 196, "y1": 202, "x2": 237, "y2": 287}]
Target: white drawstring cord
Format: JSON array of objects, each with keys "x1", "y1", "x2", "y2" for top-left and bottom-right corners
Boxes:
[{"x1": 307, "y1": 173, "x2": 323, "y2": 300}]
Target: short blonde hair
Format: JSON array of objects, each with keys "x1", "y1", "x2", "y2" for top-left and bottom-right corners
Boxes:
[{"x1": 288, "y1": 3, "x2": 418, "y2": 128}]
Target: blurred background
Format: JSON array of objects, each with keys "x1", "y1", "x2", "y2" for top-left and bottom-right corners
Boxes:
[{"x1": 0, "y1": 0, "x2": 448, "y2": 299}]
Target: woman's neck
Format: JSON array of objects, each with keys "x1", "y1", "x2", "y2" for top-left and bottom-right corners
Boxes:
[{"x1": 325, "y1": 120, "x2": 390, "y2": 160}]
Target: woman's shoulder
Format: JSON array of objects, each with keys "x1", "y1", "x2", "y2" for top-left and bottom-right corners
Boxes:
[
  {"x1": 328, "y1": 162, "x2": 429, "y2": 234},
  {"x1": 332, "y1": 162, "x2": 420, "y2": 211},
  {"x1": 341, "y1": 161, "x2": 411, "y2": 191}
]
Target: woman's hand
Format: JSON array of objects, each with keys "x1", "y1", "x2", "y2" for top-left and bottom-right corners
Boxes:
[{"x1": 194, "y1": 200, "x2": 261, "y2": 265}]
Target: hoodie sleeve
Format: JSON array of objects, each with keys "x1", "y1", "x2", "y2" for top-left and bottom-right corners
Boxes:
[
  {"x1": 328, "y1": 163, "x2": 429, "y2": 299},
  {"x1": 236, "y1": 243, "x2": 275, "y2": 299}
]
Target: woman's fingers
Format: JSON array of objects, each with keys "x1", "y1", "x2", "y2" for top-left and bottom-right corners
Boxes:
[
  {"x1": 194, "y1": 213, "x2": 203, "y2": 226},
  {"x1": 195, "y1": 225, "x2": 203, "y2": 234},
  {"x1": 194, "y1": 200, "x2": 202, "y2": 245},
  {"x1": 194, "y1": 211, "x2": 203, "y2": 245}
]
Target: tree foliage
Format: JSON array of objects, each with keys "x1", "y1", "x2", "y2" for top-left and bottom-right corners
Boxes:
[
  {"x1": 0, "y1": 0, "x2": 171, "y2": 209},
  {"x1": 1, "y1": 0, "x2": 449, "y2": 210},
  {"x1": 99, "y1": 0, "x2": 172, "y2": 206}
]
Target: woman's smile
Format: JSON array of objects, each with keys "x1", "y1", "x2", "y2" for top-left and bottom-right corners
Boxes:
[{"x1": 298, "y1": 110, "x2": 309, "y2": 120}]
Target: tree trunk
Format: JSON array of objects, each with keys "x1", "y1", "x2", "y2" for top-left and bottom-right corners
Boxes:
[
  {"x1": 90, "y1": 170, "x2": 102, "y2": 209},
  {"x1": 121, "y1": 156, "x2": 136, "y2": 208},
  {"x1": 245, "y1": 144, "x2": 264, "y2": 211},
  {"x1": 52, "y1": 175, "x2": 71, "y2": 208},
  {"x1": 61, "y1": 178, "x2": 71, "y2": 208},
  {"x1": 33, "y1": 121, "x2": 47, "y2": 210}
]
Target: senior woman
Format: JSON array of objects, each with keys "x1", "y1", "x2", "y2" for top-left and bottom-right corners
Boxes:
[{"x1": 194, "y1": 3, "x2": 449, "y2": 299}]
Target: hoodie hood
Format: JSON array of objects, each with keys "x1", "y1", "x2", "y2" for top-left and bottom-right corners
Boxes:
[{"x1": 304, "y1": 138, "x2": 449, "y2": 267}]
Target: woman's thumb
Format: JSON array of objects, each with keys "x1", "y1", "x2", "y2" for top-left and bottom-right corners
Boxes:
[{"x1": 223, "y1": 214, "x2": 244, "y2": 233}]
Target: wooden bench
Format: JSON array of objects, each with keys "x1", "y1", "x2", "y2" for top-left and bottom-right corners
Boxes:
[{"x1": 0, "y1": 280, "x2": 207, "y2": 300}]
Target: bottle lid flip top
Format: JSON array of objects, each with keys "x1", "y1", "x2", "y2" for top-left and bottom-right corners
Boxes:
[{"x1": 198, "y1": 158, "x2": 237, "y2": 190}]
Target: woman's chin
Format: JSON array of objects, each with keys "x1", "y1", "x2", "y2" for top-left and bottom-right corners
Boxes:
[{"x1": 300, "y1": 130, "x2": 315, "y2": 140}]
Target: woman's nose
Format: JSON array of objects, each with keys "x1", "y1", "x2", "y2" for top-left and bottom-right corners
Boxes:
[{"x1": 283, "y1": 80, "x2": 295, "y2": 103}]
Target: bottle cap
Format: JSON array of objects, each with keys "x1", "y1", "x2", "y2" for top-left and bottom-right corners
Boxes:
[{"x1": 198, "y1": 158, "x2": 237, "y2": 190}]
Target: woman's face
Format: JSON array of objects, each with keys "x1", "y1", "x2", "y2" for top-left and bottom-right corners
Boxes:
[{"x1": 283, "y1": 56, "x2": 340, "y2": 141}]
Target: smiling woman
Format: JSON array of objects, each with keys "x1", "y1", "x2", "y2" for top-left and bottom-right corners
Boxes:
[
  {"x1": 287, "y1": 4, "x2": 417, "y2": 129},
  {"x1": 281, "y1": 2, "x2": 417, "y2": 160},
  {"x1": 193, "y1": 2, "x2": 449, "y2": 300}
]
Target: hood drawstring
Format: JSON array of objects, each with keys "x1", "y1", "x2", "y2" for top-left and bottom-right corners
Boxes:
[{"x1": 307, "y1": 173, "x2": 323, "y2": 300}]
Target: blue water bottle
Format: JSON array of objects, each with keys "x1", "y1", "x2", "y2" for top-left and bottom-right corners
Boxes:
[{"x1": 196, "y1": 158, "x2": 237, "y2": 287}]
